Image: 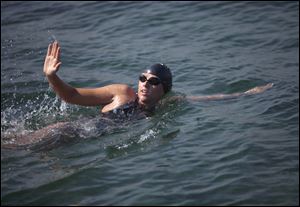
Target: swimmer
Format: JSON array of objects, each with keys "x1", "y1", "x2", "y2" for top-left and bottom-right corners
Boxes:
[
  {"x1": 2, "y1": 41, "x2": 273, "y2": 149},
  {"x1": 44, "y1": 41, "x2": 273, "y2": 114}
]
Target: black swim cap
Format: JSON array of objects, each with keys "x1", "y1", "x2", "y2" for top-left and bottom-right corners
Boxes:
[{"x1": 144, "y1": 63, "x2": 172, "y2": 93}]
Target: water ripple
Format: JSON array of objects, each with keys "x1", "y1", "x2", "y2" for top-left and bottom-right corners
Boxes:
[{"x1": 1, "y1": 1, "x2": 299, "y2": 206}]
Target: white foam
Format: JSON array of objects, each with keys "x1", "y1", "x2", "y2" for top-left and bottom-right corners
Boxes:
[{"x1": 137, "y1": 129, "x2": 158, "y2": 144}]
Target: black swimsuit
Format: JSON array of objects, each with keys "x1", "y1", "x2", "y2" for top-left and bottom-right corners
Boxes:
[{"x1": 102, "y1": 98, "x2": 155, "y2": 120}]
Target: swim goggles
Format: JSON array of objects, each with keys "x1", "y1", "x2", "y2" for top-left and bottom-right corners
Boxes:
[{"x1": 139, "y1": 75, "x2": 161, "y2": 85}]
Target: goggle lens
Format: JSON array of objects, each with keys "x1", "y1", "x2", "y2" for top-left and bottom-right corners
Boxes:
[{"x1": 139, "y1": 75, "x2": 161, "y2": 85}]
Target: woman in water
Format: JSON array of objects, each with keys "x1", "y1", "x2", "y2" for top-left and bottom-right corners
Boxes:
[{"x1": 2, "y1": 41, "x2": 273, "y2": 149}]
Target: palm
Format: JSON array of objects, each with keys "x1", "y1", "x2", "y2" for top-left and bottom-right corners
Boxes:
[{"x1": 43, "y1": 41, "x2": 61, "y2": 76}]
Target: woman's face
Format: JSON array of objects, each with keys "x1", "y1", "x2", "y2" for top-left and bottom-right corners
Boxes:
[{"x1": 137, "y1": 73, "x2": 164, "y2": 107}]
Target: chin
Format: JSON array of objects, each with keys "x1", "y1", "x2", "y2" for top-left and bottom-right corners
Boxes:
[
  {"x1": 138, "y1": 94, "x2": 151, "y2": 104},
  {"x1": 139, "y1": 95, "x2": 148, "y2": 103}
]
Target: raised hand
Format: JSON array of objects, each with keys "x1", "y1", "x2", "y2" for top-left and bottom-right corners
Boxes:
[
  {"x1": 43, "y1": 41, "x2": 61, "y2": 76},
  {"x1": 244, "y1": 83, "x2": 274, "y2": 95}
]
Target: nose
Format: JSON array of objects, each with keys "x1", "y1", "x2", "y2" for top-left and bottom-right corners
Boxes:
[{"x1": 141, "y1": 80, "x2": 151, "y2": 88}]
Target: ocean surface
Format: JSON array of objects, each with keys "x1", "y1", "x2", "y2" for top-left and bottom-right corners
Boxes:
[{"x1": 1, "y1": 1, "x2": 299, "y2": 205}]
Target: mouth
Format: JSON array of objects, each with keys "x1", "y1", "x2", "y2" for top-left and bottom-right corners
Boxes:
[{"x1": 140, "y1": 89, "x2": 150, "y2": 96}]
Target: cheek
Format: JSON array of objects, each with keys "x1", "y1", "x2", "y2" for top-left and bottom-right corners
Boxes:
[
  {"x1": 153, "y1": 85, "x2": 164, "y2": 97},
  {"x1": 138, "y1": 82, "x2": 143, "y2": 90}
]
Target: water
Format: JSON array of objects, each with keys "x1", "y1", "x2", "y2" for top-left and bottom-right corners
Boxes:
[{"x1": 1, "y1": 1, "x2": 299, "y2": 205}]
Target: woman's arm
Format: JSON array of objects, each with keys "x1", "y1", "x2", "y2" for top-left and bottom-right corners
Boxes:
[
  {"x1": 186, "y1": 83, "x2": 273, "y2": 101},
  {"x1": 43, "y1": 41, "x2": 135, "y2": 107}
]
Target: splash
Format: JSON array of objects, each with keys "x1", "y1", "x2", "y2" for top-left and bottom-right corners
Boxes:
[
  {"x1": 47, "y1": 30, "x2": 58, "y2": 42},
  {"x1": 1, "y1": 89, "x2": 81, "y2": 146},
  {"x1": 137, "y1": 129, "x2": 158, "y2": 144}
]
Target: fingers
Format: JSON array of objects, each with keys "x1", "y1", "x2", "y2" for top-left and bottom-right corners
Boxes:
[
  {"x1": 258, "y1": 83, "x2": 273, "y2": 91},
  {"x1": 48, "y1": 41, "x2": 59, "y2": 57},
  {"x1": 47, "y1": 44, "x2": 52, "y2": 57},
  {"x1": 51, "y1": 41, "x2": 57, "y2": 56},
  {"x1": 244, "y1": 83, "x2": 273, "y2": 95},
  {"x1": 50, "y1": 42, "x2": 55, "y2": 56},
  {"x1": 55, "y1": 46, "x2": 60, "y2": 60},
  {"x1": 266, "y1": 83, "x2": 274, "y2": 88}
]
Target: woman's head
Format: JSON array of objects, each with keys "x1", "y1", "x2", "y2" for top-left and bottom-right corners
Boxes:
[
  {"x1": 144, "y1": 63, "x2": 172, "y2": 94},
  {"x1": 137, "y1": 63, "x2": 172, "y2": 108}
]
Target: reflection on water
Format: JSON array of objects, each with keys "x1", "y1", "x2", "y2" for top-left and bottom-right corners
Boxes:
[{"x1": 1, "y1": 1, "x2": 298, "y2": 206}]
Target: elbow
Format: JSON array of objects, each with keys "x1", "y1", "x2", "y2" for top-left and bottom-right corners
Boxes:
[
  {"x1": 59, "y1": 95, "x2": 73, "y2": 104},
  {"x1": 59, "y1": 88, "x2": 78, "y2": 104}
]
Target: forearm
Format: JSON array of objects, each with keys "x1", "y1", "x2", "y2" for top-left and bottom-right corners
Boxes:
[
  {"x1": 46, "y1": 74, "x2": 77, "y2": 102},
  {"x1": 187, "y1": 92, "x2": 244, "y2": 101},
  {"x1": 43, "y1": 41, "x2": 115, "y2": 106},
  {"x1": 186, "y1": 83, "x2": 273, "y2": 102}
]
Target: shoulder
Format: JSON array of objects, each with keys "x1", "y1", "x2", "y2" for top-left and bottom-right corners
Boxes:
[
  {"x1": 101, "y1": 84, "x2": 137, "y2": 113},
  {"x1": 105, "y1": 84, "x2": 136, "y2": 102},
  {"x1": 108, "y1": 84, "x2": 135, "y2": 97}
]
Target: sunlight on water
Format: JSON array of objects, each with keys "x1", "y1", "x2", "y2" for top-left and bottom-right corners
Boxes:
[{"x1": 1, "y1": 1, "x2": 298, "y2": 206}]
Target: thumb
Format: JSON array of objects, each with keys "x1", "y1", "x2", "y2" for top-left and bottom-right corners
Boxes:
[{"x1": 54, "y1": 62, "x2": 62, "y2": 70}]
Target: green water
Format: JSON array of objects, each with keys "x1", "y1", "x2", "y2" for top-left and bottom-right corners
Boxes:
[{"x1": 1, "y1": 1, "x2": 299, "y2": 205}]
